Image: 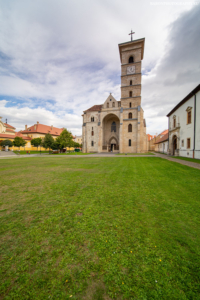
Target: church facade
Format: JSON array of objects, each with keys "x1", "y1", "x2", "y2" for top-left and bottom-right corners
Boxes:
[{"x1": 82, "y1": 38, "x2": 148, "y2": 153}]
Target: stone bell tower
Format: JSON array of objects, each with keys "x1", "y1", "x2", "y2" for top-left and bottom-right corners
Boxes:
[{"x1": 118, "y1": 37, "x2": 146, "y2": 153}]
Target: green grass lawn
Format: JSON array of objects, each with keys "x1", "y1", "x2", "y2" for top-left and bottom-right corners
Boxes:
[
  {"x1": 0, "y1": 157, "x2": 200, "y2": 299},
  {"x1": 13, "y1": 150, "x2": 49, "y2": 155},
  {"x1": 52, "y1": 152, "x2": 92, "y2": 155},
  {"x1": 117, "y1": 152, "x2": 154, "y2": 155},
  {"x1": 173, "y1": 156, "x2": 200, "y2": 164}
]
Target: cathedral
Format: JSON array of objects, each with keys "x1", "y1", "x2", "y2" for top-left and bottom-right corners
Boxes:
[{"x1": 82, "y1": 37, "x2": 148, "y2": 153}]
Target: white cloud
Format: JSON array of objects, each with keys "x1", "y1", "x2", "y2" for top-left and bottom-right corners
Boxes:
[{"x1": 0, "y1": 0, "x2": 199, "y2": 135}]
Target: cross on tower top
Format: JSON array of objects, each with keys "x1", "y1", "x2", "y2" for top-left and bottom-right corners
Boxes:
[{"x1": 129, "y1": 30, "x2": 135, "y2": 41}]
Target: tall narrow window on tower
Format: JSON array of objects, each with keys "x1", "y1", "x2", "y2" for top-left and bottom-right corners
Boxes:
[
  {"x1": 128, "y1": 124, "x2": 132, "y2": 132},
  {"x1": 130, "y1": 80, "x2": 132, "y2": 85},
  {"x1": 129, "y1": 102, "x2": 132, "y2": 108},
  {"x1": 129, "y1": 91, "x2": 132, "y2": 97},
  {"x1": 111, "y1": 121, "x2": 116, "y2": 132},
  {"x1": 129, "y1": 56, "x2": 134, "y2": 63},
  {"x1": 129, "y1": 112, "x2": 132, "y2": 119}
]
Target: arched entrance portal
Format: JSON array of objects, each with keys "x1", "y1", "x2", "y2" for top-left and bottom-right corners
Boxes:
[
  {"x1": 172, "y1": 135, "x2": 177, "y2": 155},
  {"x1": 102, "y1": 114, "x2": 120, "y2": 152}
]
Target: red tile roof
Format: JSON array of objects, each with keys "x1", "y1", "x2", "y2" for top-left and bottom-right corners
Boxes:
[
  {"x1": 155, "y1": 132, "x2": 169, "y2": 144},
  {"x1": 6, "y1": 128, "x2": 15, "y2": 132},
  {"x1": 85, "y1": 105, "x2": 102, "y2": 112},
  {"x1": 21, "y1": 123, "x2": 63, "y2": 136},
  {"x1": 4, "y1": 123, "x2": 16, "y2": 129},
  {"x1": 0, "y1": 133, "x2": 31, "y2": 140},
  {"x1": 15, "y1": 132, "x2": 32, "y2": 140},
  {"x1": 160, "y1": 129, "x2": 168, "y2": 136}
]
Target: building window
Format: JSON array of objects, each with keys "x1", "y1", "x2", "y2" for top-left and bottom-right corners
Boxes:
[
  {"x1": 129, "y1": 91, "x2": 132, "y2": 97},
  {"x1": 129, "y1": 139, "x2": 131, "y2": 146},
  {"x1": 129, "y1": 102, "x2": 132, "y2": 108},
  {"x1": 91, "y1": 141, "x2": 94, "y2": 147},
  {"x1": 173, "y1": 116, "x2": 176, "y2": 128},
  {"x1": 129, "y1": 56, "x2": 134, "y2": 63},
  {"x1": 91, "y1": 117, "x2": 94, "y2": 122},
  {"x1": 112, "y1": 102, "x2": 115, "y2": 107},
  {"x1": 118, "y1": 102, "x2": 121, "y2": 107},
  {"x1": 130, "y1": 80, "x2": 132, "y2": 85},
  {"x1": 129, "y1": 112, "x2": 132, "y2": 119},
  {"x1": 128, "y1": 124, "x2": 132, "y2": 132},
  {"x1": 182, "y1": 139, "x2": 184, "y2": 147},
  {"x1": 187, "y1": 111, "x2": 191, "y2": 124},
  {"x1": 107, "y1": 103, "x2": 109, "y2": 108},
  {"x1": 111, "y1": 121, "x2": 116, "y2": 132},
  {"x1": 91, "y1": 130, "x2": 94, "y2": 136},
  {"x1": 187, "y1": 138, "x2": 190, "y2": 149}
]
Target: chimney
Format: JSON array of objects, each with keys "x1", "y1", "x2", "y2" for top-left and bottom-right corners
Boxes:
[
  {"x1": 37, "y1": 121, "x2": 39, "y2": 124},
  {"x1": 34, "y1": 125, "x2": 36, "y2": 130},
  {"x1": 51, "y1": 125, "x2": 53, "y2": 130},
  {"x1": 25, "y1": 125, "x2": 27, "y2": 130}
]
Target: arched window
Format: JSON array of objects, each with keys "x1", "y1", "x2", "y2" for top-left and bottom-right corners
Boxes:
[
  {"x1": 111, "y1": 121, "x2": 116, "y2": 132},
  {"x1": 107, "y1": 103, "x2": 109, "y2": 108},
  {"x1": 91, "y1": 117, "x2": 94, "y2": 122},
  {"x1": 130, "y1": 80, "x2": 132, "y2": 85},
  {"x1": 129, "y1": 112, "x2": 132, "y2": 119},
  {"x1": 128, "y1": 124, "x2": 132, "y2": 132},
  {"x1": 129, "y1": 102, "x2": 132, "y2": 108},
  {"x1": 112, "y1": 102, "x2": 115, "y2": 107},
  {"x1": 91, "y1": 141, "x2": 94, "y2": 146},
  {"x1": 129, "y1": 91, "x2": 132, "y2": 97},
  {"x1": 129, "y1": 56, "x2": 134, "y2": 63},
  {"x1": 129, "y1": 139, "x2": 131, "y2": 146},
  {"x1": 91, "y1": 130, "x2": 94, "y2": 136}
]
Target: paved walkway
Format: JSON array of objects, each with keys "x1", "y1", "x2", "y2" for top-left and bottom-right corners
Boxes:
[
  {"x1": 0, "y1": 152, "x2": 200, "y2": 170},
  {"x1": 155, "y1": 153, "x2": 200, "y2": 170},
  {"x1": 0, "y1": 151, "x2": 17, "y2": 157}
]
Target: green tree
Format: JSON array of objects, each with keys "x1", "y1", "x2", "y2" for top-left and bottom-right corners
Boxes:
[
  {"x1": 56, "y1": 129, "x2": 73, "y2": 152},
  {"x1": 31, "y1": 138, "x2": 42, "y2": 151},
  {"x1": 13, "y1": 137, "x2": 27, "y2": 150},
  {"x1": 42, "y1": 133, "x2": 54, "y2": 153},
  {"x1": 0, "y1": 140, "x2": 13, "y2": 148},
  {"x1": 51, "y1": 140, "x2": 60, "y2": 150}
]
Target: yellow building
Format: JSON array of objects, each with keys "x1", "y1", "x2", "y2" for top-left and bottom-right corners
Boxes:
[{"x1": 0, "y1": 117, "x2": 32, "y2": 150}]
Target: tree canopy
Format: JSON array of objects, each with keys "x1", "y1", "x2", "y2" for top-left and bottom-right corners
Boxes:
[
  {"x1": 0, "y1": 140, "x2": 13, "y2": 147},
  {"x1": 42, "y1": 133, "x2": 54, "y2": 151},
  {"x1": 13, "y1": 137, "x2": 26, "y2": 149},
  {"x1": 31, "y1": 138, "x2": 42, "y2": 150},
  {"x1": 55, "y1": 129, "x2": 74, "y2": 151}
]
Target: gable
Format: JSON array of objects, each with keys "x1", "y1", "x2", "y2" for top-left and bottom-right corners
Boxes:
[{"x1": 103, "y1": 94, "x2": 118, "y2": 109}]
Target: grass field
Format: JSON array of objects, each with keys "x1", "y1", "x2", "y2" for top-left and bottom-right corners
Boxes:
[
  {"x1": 0, "y1": 157, "x2": 200, "y2": 299},
  {"x1": 116, "y1": 152, "x2": 154, "y2": 155},
  {"x1": 13, "y1": 150, "x2": 49, "y2": 155},
  {"x1": 173, "y1": 156, "x2": 200, "y2": 164}
]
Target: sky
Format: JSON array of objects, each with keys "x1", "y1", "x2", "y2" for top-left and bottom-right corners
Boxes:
[{"x1": 0, "y1": 0, "x2": 199, "y2": 136}]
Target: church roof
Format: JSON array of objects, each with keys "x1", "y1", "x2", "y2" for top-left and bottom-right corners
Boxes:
[
  {"x1": 21, "y1": 123, "x2": 63, "y2": 136},
  {"x1": 85, "y1": 105, "x2": 102, "y2": 112},
  {"x1": 154, "y1": 132, "x2": 169, "y2": 144}
]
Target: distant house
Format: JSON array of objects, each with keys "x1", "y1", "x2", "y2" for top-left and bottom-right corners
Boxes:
[
  {"x1": 21, "y1": 122, "x2": 63, "y2": 140},
  {"x1": 74, "y1": 135, "x2": 82, "y2": 145},
  {"x1": 154, "y1": 132, "x2": 169, "y2": 154},
  {"x1": 148, "y1": 130, "x2": 168, "y2": 152},
  {"x1": 167, "y1": 83, "x2": 200, "y2": 158},
  {"x1": 0, "y1": 117, "x2": 31, "y2": 150}
]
